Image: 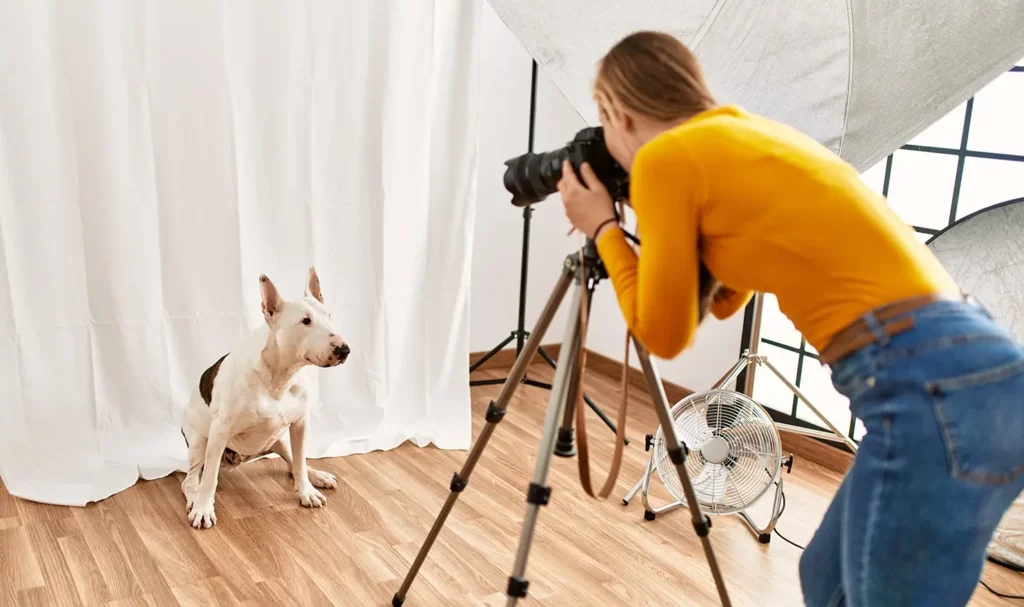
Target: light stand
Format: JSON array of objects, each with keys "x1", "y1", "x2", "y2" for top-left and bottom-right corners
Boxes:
[
  {"x1": 394, "y1": 240, "x2": 732, "y2": 607},
  {"x1": 741, "y1": 293, "x2": 861, "y2": 449},
  {"x1": 468, "y1": 59, "x2": 626, "y2": 451}
]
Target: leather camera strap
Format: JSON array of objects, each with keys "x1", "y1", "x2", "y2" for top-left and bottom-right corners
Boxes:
[{"x1": 573, "y1": 239, "x2": 630, "y2": 500}]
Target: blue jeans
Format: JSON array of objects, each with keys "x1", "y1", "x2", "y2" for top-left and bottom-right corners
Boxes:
[{"x1": 799, "y1": 299, "x2": 1024, "y2": 606}]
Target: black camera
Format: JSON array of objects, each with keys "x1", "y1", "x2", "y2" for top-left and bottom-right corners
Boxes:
[{"x1": 502, "y1": 126, "x2": 629, "y2": 207}]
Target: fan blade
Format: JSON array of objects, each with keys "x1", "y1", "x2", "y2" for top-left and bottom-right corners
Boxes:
[
  {"x1": 673, "y1": 407, "x2": 712, "y2": 450},
  {"x1": 720, "y1": 422, "x2": 777, "y2": 462},
  {"x1": 690, "y1": 462, "x2": 731, "y2": 510},
  {"x1": 708, "y1": 396, "x2": 755, "y2": 431}
]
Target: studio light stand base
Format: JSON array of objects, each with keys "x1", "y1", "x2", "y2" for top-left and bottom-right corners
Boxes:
[{"x1": 393, "y1": 243, "x2": 733, "y2": 607}]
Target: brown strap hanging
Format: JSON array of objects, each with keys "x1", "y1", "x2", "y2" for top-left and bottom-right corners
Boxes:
[{"x1": 573, "y1": 239, "x2": 631, "y2": 500}]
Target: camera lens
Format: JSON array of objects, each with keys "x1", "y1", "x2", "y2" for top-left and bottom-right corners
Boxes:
[
  {"x1": 502, "y1": 126, "x2": 628, "y2": 206},
  {"x1": 503, "y1": 148, "x2": 568, "y2": 206}
]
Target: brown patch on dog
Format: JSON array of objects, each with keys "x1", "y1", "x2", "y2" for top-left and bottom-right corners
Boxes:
[
  {"x1": 199, "y1": 353, "x2": 229, "y2": 405},
  {"x1": 221, "y1": 447, "x2": 271, "y2": 467}
]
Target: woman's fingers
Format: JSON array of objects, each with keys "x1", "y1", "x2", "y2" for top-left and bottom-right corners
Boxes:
[
  {"x1": 578, "y1": 162, "x2": 606, "y2": 193},
  {"x1": 559, "y1": 160, "x2": 581, "y2": 192}
]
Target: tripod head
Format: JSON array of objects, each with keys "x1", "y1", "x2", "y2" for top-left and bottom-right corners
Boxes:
[{"x1": 565, "y1": 238, "x2": 608, "y2": 287}]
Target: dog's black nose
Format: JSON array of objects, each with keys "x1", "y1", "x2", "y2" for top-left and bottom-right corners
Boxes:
[{"x1": 334, "y1": 344, "x2": 350, "y2": 360}]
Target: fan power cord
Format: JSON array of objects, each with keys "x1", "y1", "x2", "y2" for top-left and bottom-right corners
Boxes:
[
  {"x1": 982, "y1": 557, "x2": 1024, "y2": 600},
  {"x1": 773, "y1": 491, "x2": 805, "y2": 550},
  {"x1": 979, "y1": 579, "x2": 1024, "y2": 601},
  {"x1": 775, "y1": 489, "x2": 1022, "y2": 600}
]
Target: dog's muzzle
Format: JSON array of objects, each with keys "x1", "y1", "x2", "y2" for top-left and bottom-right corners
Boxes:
[{"x1": 332, "y1": 344, "x2": 350, "y2": 365}]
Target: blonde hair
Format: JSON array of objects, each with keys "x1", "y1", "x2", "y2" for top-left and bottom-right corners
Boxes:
[{"x1": 594, "y1": 31, "x2": 716, "y2": 123}]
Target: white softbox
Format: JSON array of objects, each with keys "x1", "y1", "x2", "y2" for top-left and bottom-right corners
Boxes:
[{"x1": 488, "y1": 0, "x2": 1024, "y2": 171}]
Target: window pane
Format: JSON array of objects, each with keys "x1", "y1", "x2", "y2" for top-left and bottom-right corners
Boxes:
[
  {"x1": 751, "y1": 344, "x2": 799, "y2": 415},
  {"x1": 914, "y1": 230, "x2": 934, "y2": 244},
  {"x1": 885, "y1": 150, "x2": 959, "y2": 229},
  {"x1": 853, "y1": 418, "x2": 866, "y2": 441},
  {"x1": 859, "y1": 158, "x2": 888, "y2": 196},
  {"x1": 758, "y1": 293, "x2": 802, "y2": 349},
  {"x1": 955, "y1": 157, "x2": 1024, "y2": 220},
  {"x1": 907, "y1": 102, "x2": 966, "y2": 149},
  {"x1": 968, "y1": 72, "x2": 1024, "y2": 156},
  {"x1": 794, "y1": 360, "x2": 851, "y2": 434}
]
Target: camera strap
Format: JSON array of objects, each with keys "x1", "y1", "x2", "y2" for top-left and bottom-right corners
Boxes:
[{"x1": 573, "y1": 241, "x2": 630, "y2": 500}]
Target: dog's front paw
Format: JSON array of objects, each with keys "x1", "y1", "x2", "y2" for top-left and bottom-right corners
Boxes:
[
  {"x1": 297, "y1": 484, "x2": 327, "y2": 508},
  {"x1": 188, "y1": 498, "x2": 217, "y2": 529},
  {"x1": 308, "y1": 468, "x2": 337, "y2": 489}
]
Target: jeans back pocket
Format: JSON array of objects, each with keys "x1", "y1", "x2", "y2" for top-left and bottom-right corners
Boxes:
[{"x1": 925, "y1": 356, "x2": 1024, "y2": 486}]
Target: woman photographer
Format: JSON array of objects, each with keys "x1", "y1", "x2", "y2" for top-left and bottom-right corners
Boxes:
[{"x1": 558, "y1": 30, "x2": 1024, "y2": 607}]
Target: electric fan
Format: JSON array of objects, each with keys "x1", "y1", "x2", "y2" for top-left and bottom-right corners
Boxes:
[{"x1": 624, "y1": 388, "x2": 793, "y2": 543}]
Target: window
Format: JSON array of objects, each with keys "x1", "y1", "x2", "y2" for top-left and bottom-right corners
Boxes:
[
  {"x1": 968, "y1": 72, "x2": 1024, "y2": 156},
  {"x1": 745, "y1": 59, "x2": 1024, "y2": 442},
  {"x1": 885, "y1": 150, "x2": 960, "y2": 229}
]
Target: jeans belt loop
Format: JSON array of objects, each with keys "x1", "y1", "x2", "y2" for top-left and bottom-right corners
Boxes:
[{"x1": 861, "y1": 311, "x2": 889, "y2": 348}]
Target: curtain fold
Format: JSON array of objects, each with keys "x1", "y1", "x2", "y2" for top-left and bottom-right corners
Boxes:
[{"x1": 0, "y1": 0, "x2": 480, "y2": 506}]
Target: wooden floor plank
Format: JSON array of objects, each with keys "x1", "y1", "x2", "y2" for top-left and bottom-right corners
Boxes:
[{"x1": 0, "y1": 362, "x2": 1019, "y2": 605}]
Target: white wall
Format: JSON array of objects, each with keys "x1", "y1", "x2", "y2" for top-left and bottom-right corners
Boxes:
[{"x1": 470, "y1": 5, "x2": 743, "y2": 392}]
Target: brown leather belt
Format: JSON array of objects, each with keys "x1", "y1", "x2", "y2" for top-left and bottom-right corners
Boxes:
[{"x1": 818, "y1": 292, "x2": 967, "y2": 365}]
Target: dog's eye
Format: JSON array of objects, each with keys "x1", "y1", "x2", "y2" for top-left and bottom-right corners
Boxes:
[{"x1": 302, "y1": 317, "x2": 312, "y2": 326}]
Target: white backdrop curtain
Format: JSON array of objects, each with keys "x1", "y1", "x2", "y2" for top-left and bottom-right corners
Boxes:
[{"x1": 0, "y1": 0, "x2": 480, "y2": 506}]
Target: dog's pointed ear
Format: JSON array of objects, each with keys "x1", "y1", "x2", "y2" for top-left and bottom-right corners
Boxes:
[
  {"x1": 260, "y1": 274, "x2": 284, "y2": 323},
  {"x1": 306, "y1": 266, "x2": 324, "y2": 304}
]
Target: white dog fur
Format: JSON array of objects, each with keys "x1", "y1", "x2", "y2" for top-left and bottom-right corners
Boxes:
[{"x1": 180, "y1": 267, "x2": 349, "y2": 529}]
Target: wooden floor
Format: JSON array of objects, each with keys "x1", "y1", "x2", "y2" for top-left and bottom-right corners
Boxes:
[{"x1": 2, "y1": 363, "x2": 1021, "y2": 606}]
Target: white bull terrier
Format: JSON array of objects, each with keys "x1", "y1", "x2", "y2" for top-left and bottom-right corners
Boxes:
[{"x1": 180, "y1": 267, "x2": 349, "y2": 529}]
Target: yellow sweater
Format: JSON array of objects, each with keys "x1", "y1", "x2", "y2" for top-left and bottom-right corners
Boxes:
[{"x1": 596, "y1": 105, "x2": 958, "y2": 360}]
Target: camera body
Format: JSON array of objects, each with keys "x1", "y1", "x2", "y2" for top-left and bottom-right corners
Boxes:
[
  {"x1": 503, "y1": 125, "x2": 722, "y2": 316},
  {"x1": 503, "y1": 126, "x2": 629, "y2": 207}
]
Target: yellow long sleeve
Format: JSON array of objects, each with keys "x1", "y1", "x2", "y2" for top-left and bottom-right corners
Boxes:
[
  {"x1": 596, "y1": 105, "x2": 958, "y2": 359},
  {"x1": 596, "y1": 139, "x2": 706, "y2": 360}
]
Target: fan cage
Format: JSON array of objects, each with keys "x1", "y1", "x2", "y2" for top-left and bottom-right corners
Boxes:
[{"x1": 654, "y1": 389, "x2": 783, "y2": 515}]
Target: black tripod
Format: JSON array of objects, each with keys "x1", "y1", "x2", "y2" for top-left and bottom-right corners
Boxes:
[
  {"x1": 469, "y1": 60, "x2": 626, "y2": 453},
  {"x1": 394, "y1": 240, "x2": 732, "y2": 606}
]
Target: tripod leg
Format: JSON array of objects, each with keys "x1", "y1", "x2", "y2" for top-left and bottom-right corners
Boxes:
[
  {"x1": 504, "y1": 283, "x2": 582, "y2": 606},
  {"x1": 553, "y1": 308, "x2": 587, "y2": 457},
  {"x1": 537, "y1": 344, "x2": 628, "y2": 445},
  {"x1": 634, "y1": 339, "x2": 733, "y2": 607},
  {"x1": 554, "y1": 381, "x2": 577, "y2": 457},
  {"x1": 392, "y1": 268, "x2": 573, "y2": 607}
]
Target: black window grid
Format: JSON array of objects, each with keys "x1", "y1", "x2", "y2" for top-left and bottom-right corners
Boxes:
[{"x1": 743, "y1": 64, "x2": 1024, "y2": 443}]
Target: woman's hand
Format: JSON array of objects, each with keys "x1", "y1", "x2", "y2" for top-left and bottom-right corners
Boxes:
[{"x1": 557, "y1": 160, "x2": 617, "y2": 240}]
